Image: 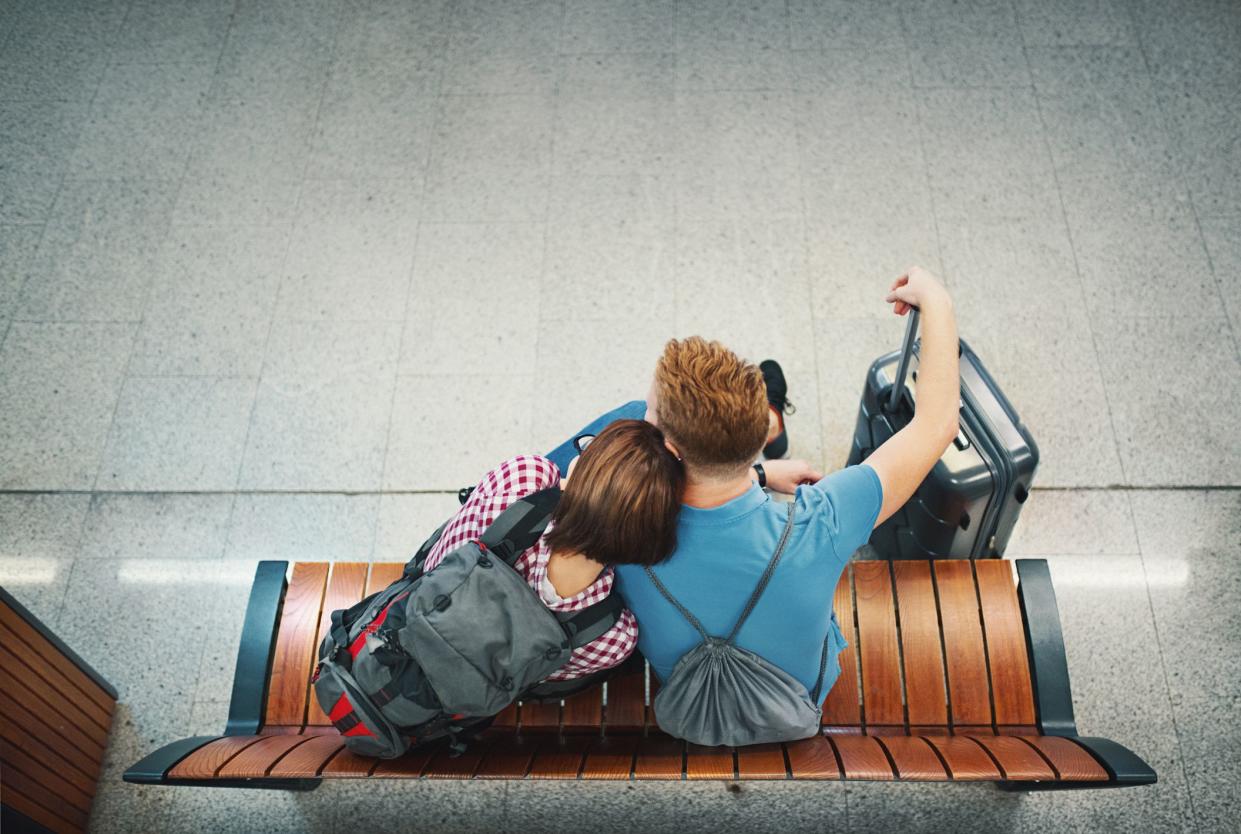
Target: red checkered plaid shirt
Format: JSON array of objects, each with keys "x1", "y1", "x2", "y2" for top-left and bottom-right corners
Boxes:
[{"x1": 422, "y1": 454, "x2": 638, "y2": 681}]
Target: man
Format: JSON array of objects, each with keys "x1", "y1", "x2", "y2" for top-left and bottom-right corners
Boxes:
[{"x1": 545, "y1": 267, "x2": 959, "y2": 705}]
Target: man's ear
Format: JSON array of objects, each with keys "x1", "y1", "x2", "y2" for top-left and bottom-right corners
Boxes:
[{"x1": 664, "y1": 439, "x2": 682, "y2": 461}]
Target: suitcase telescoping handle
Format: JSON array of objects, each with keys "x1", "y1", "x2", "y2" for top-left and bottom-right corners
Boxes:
[{"x1": 887, "y1": 306, "x2": 921, "y2": 412}]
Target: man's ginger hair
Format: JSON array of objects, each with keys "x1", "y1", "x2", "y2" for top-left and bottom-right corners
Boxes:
[{"x1": 653, "y1": 337, "x2": 769, "y2": 479}]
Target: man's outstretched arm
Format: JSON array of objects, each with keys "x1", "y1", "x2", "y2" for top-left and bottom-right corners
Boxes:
[{"x1": 864, "y1": 267, "x2": 960, "y2": 528}]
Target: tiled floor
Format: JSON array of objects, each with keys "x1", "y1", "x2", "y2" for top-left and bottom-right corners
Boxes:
[{"x1": 1, "y1": 0, "x2": 1238, "y2": 831}]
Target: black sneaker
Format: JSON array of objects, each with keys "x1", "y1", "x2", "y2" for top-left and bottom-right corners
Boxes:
[{"x1": 760, "y1": 359, "x2": 795, "y2": 460}]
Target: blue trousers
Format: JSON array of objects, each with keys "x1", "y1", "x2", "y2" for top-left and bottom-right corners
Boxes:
[{"x1": 545, "y1": 400, "x2": 648, "y2": 475}]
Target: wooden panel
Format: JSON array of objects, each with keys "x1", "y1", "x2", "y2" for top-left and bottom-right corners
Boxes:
[
  {"x1": 821, "y1": 566, "x2": 861, "y2": 727},
  {"x1": 0, "y1": 738, "x2": 93, "y2": 811},
  {"x1": 371, "y1": 748, "x2": 436, "y2": 778},
  {"x1": 365, "y1": 563, "x2": 406, "y2": 594},
  {"x1": 267, "y1": 735, "x2": 346, "y2": 777},
  {"x1": 974, "y1": 560, "x2": 1037, "y2": 729},
  {"x1": 0, "y1": 687, "x2": 104, "y2": 777},
  {"x1": 0, "y1": 605, "x2": 114, "y2": 713},
  {"x1": 0, "y1": 675, "x2": 105, "y2": 764},
  {"x1": 0, "y1": 621, "x2": 113, "y2": 730},
  {"x1": 831, "y1": 735, "x2": 894, "y2": 780},
  {"x1": 0, "y1": 705, "x2": 99, "y2": 791},
  {"x1": 785, "y1": 734, "x2": 841, "y2": 779},
  {"x1": 319, "y1": 748, "x2": 379, "y2": 777},
  {"x1": 1023, "y1": 736, "x2": 1108, "y2": 781},
  {"x1": 685, "y1": 744, "x2": 734, "y2": 780},
  {"x1": 561, "y1": 686, "x2": 603, "y2": 730},
  {"x1": 1, "y1": 784, "x2": 81, "y2": 834},
  {"x1": 0, "y1": 765, "x2": 87, "y2": 833},
  {"x1": 0, "y1": 644, "x2": 110, "y2": 751},
  {"x1": 306, "y1": 562, "x2": 369, "y2": 726},
  {"x1": 877, "y1": 736, "x2": 947, "y2": 781},
  {"x1": 217, "y1": 735, "x2": 313, "y2": 778},
  {"x1": 519, "y1": 699, "x2": 561, "y2": 730},
  {"x1": 892, "y1": 561, "x2": 949, "y2": 729},
  {"x1": 852, "y1": 561, "x2": 904, "y2": 729},
  {"x1": 491, "y1": 704, "x2": 518, "y2": 728},
  {"x1": 633, "y1": 734, "x2": 683, "y2": 780},
  {"x1": 970, "y1": 735, "x2": 1055, "y2": 781},
  {"x1": 580, "y1": 736, "x2": 638, "y2": 780},
  {"x1": 474, "y1": 734, "x2": 537, "y2": 778},
  {"x1": 264, "y1": 562, "x2": 329, "y2": 729},
  {"x1": 932, "y1": 561, "x2": 993, "y2": 728},
  {"x1": 424, "y1": 735, "x2": 494, "y2": 779},
  {"x1": 527, "y1": 735, "x2": 590, "y2": 779},
  {"x1": 736, "y1": 743, "x2": 787, "y2": 779},
  {"x1": 922, "y1": 735, "x2": 1001, "y2": 780},
  {"x1": 604, "y1": 669, "x2": 646, "y2": 731},
  {"x1": 169, "y1": 736, "x2": 263, "y2": 779}
]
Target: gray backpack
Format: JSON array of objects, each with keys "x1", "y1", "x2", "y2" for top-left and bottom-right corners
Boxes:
[
  {"x1": 312, "y1": 487, "x2": 622, "y2": 758},
  {"x1": 644, "y1": 502, "x2": 829, "y2": 747}
]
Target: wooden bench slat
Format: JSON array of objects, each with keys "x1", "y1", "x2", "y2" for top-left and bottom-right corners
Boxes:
[
  {"x1": 371, "y1": 748, "x2": 436, "y2": 778},
  {"x1": 633, "y1": 735, "x2": 683, "y2": 780},
  {"x1": 0, "y1": 765, "x2": 87, "y2": 833},
  {"x1": 264, "y1": 562, "x2": 329, "y2": 730},
  {"x1": 932, "y1": 561, "x2": 993, "y2": 728},
  {"x1": 216, "y1": 735, "x2": 314, "y2": 778},
  {"x1": 852, "y1": 561, "x2": 904, "y2": 729},
  {"x1": 580, "y1": 736, "x2": 638, "y2": 780},
  {"x1": 821, "y1": 566, "x2": 860, "y2": 727},
  {"x1": 561, "y1": 687, "x2": 603, "y2": 730},
  {"x1": 168, "y1": 736, "x2": 264, "y2": 779},
  {"x1": 0, "y1": 605, "x2": 115, "y2": 714},
  {"x1": 0, "y1": 702, "x2": 101, "y2": 792},
  {"x1": 921, "y1": 735, "x2": 1001, "y2": 780},
  {"x1": 0, "y1": 686, "x2": 106, "y2": 772},
  {"x1": 491, "y1": 704, "x2": 518, "y2": 728},
  {"x1": 267, "y1": 735, "x2": 346, "y2": 778},
  {"x1": 527, "y1": 735, "x2": 590, "y2": 779},
  {"x1": 685, "y1": 744, "x2": 734, "y2": 780},
  {"x1": 0, "y1": 644, "x2": 110, "y2": 754},
  {"x1": 736, "y1": 743, "x2": 787, "y2": 779},
  {"x1": 1023, "y1": 736, "x2": 1109, "y2": 781},
  {"x1": 969, "y1": 735, "x2": 1056, "y2": 781},
  {"x1": 892, "y1": 561, "x2": 949, "y2": 729},
  {"x1": 877, "y1": 736, "x2": 947, "y2": 780},
  {"x1": 519, "y1": 700, "x2": 561, "y2": 730},
  {"x1": 785, "y1": 734, "x2": 840, "y2": 779},
  {"x1": 365, "y1": 563, "x2": 406, "y2": 594},
  {"x1": 474, "y1": 735, "x2": 537, "y2": 779},
  {"x1": 605, "y1": 669, "x2": 646, "y2": 731},
  {"x1": 0, "y1": 621, "x2": 114, "y2": 732},
  {"x1": 974, "y1": 560, "x2": 1037, "y2": 729},
  {"x1": 319, "y1": 747, "x2": 380, "y2": 777},
  {"x1": 0, "y1": 737, "x2": 94, "y2": 812},
  {"x1": 831, "y1": 735, "x2": 894, "y2": 780},
  {"x1": 306, "y1": 563, "x2": 370, "y2": 726},
  {"x1": 423, "y1": 734, "x2": 494, "y2": 779}
]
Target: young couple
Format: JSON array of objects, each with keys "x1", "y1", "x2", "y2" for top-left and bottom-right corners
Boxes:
[{"x1": 421, "y1": 267, "x2": 960, "y2": 714}]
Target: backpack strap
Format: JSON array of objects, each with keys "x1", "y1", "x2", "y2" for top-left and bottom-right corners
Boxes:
[
  {"x1": 554, "y1": 591, "x2": 624, "y2": 648},
  {"x1": 478, "y1": 486, "x2": 561, "y2": 566},
  {"x1": 644, "y1": 502, "x2": 798, "y2": 646},
  {"x1": 404, "y1": 518, "x2": 450, "y2": 578}
]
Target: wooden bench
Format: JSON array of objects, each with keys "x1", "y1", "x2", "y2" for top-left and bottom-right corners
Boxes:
[
  {"x1": 2, "y1": 588, "x2": 118, "y2": 834},
  {"x1": 124, "y1": 559, "x2": 1155, "y2": 790}
]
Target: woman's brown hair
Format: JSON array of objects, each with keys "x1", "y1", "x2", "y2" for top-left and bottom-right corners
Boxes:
[{"x1": 545, "y1": 420, "x2": 685, "y2": 567}]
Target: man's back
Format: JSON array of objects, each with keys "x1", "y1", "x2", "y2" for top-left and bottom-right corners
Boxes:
[{"x1": 615, "y1": 464, "x2": 882, "y2": 700}]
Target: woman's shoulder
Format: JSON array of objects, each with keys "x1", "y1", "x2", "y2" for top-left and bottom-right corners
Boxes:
[{"x1": 480, "y1": 454, "x2": 562, "y2": 500}]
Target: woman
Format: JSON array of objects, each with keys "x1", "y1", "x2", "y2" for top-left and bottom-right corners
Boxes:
[{"x1": 419, "y1": 419, "x2": 684, "y2": 681}]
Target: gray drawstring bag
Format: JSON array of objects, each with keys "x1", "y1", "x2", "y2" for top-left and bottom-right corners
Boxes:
[{"x1": 645, "y1": 502, "x2": 830, "y2": 747}]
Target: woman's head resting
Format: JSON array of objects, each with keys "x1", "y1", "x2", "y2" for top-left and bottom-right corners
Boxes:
[{"x1": 546, "y1": 419, "x2": 685, "y2": 568}]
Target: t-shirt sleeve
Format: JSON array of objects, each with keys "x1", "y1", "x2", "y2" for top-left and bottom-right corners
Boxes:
[{"x1": 798, "y1": 464, "x2": 884, "y2": 561}]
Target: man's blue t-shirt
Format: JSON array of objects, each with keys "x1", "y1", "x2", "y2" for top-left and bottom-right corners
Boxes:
[{"x1": 614, "y1": 465, "x2": 883, "y2": 702}]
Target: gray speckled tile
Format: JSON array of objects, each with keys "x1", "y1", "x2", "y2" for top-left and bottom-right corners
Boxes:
[
  {"x1": 112, "y1": 0, "x2": 234, "y2": 65},
  {"x1": 0, "y1": 493, "x2": 90, "y2": 627},
  {"x1": 225, "y1": 494, "x2": 380, "y2": 563},
  {"x1": 788, "y1": 0, "x2": 905, "y2": 50},
  {"x1": 1006, "y1": 489, "x2": 1139, "y2": 556},
  {"x1": 1016, "y1": 0, "x2": 1137, "y2": 46},
  {"x1": 902, "y1": 0, "x2": 1031, "y2": 87},
  {"x1": 372, "y1": 493, "x2": 462, "y2": 563},
  {"x1": 0, "y1": 322, "x2": 136, "y2": 490},
  {"x1": 79, "y1": 492, "x2": 232, "y2": 561},
  {"x1": 561, "y1": 0, "x2": 675, "y2": 54},
  {"x1": 1131, "y1": 490, "x2": 1241, "y2": 834},
  {"x1": 0, "y1": 224, "x2": 42, "y2": 328}
]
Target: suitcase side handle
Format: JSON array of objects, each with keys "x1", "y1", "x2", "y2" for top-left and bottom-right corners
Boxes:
[{"x1": 887, "y1": 306, "x2": 921, "y2": 412}]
